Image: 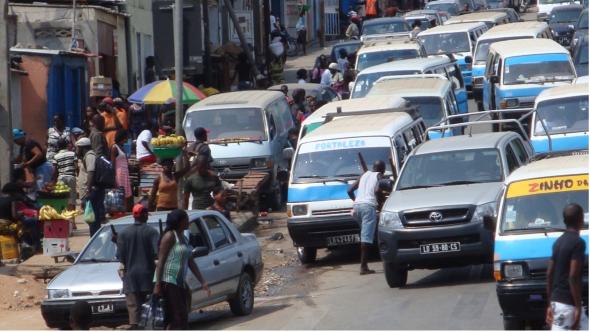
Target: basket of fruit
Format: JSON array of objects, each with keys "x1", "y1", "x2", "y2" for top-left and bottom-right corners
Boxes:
[{"x1": 151, "y1": 134, "x2": 186, "y2": 159}]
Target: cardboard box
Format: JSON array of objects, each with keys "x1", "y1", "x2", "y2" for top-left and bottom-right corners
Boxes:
[
  {"x1": 90, "y1": 76, "x2": 113, "y2": 97},
  {"x1": 43, "y1": 238, "x2": 70, "y2": 256}
]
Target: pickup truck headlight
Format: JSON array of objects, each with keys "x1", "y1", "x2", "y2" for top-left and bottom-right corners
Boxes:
[
  {"x1": 291, "y1": 204, "x2": 308, "y2": 216},
  {"x1": 379, "y1": 211, "x2": 403, "y2": 230},
  {"x1": 500, "y1": 98, "x2": 519, "y2": 109},
  {"x1": 503, "y1": 263, "x2": 526, "y2": 280},
  {"x1": 251, "y1": 158, "x2": 272, "y2": 169},
  {"x1": 48, "y1": 289, "x2": 70, "y2": 299},
  {"x1": 472, "y1": 202, "x2": 496, "y2": 223}
]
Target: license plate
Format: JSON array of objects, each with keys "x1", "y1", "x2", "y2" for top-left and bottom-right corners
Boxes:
[
  {"x1": 420, "y1": 242, "x2": 461, "y2": 254},
  {"x1": 91, "y1": 303, "x2": 114, "y2": 314},
  {"x1": 327, "y1": 234, "x2": 360, "y2": 246}
]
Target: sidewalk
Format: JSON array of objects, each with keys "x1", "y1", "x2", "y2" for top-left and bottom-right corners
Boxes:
[{"x1": 283, "y1": 40, "x2": 339, "y2": 83}]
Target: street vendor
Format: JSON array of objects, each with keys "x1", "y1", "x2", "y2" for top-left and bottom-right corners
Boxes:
[
  {"x1": 0, "y1": 180, "x2": 42, "y2": 253},
  {"x1": 13, "y1": 128, "x2": 54, "y2": 192}
]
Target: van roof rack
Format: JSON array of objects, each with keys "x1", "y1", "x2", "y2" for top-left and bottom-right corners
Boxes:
[
  {"x1": 424, "y1": 108, "x2": 535, "y2": 143},
  {"x1": 323, "y1": 105, "x2": 421, "y2": 124}
]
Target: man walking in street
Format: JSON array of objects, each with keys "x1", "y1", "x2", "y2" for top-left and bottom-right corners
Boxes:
[
  {"x1": 76, "y1": 137, "x2": 104, "y2": 237},
  {"x1": 348, "y1": 160, "x2": 386, "y2": 275},
  {"x1": 89, "y1": 114, "x2": 108, "y2": 158},
  {"x1": 546, "y1": 203, "x2": 588, "y2": 331},
  {"x1": 117, "y1": 204, "x2": 159, "y2": 330}
]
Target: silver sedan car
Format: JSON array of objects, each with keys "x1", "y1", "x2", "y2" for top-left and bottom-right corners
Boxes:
[{"x1": 41, "y1": 210, "x2": 263, "y2": 329}]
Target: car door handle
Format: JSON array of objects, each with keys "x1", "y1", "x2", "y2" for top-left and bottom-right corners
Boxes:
[
  {"x1": 237, "y1": 251, "x2": 243, "y2": 258},
  {"x1": 213, "y1": 259, "x2": 220, "y2": 266}
]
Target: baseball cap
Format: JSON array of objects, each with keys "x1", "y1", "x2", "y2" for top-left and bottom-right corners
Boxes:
[
  {"x1": 12, "y1": 128, "x2": 25, "y2": 140},
  {"x1": 75, "y1": 137, "x2": 91, "y2": 147},
  {"x1": 102, "y1": 97, "x2": 114, "y2": 105},
  {"x1": 328, "y1": 62, "x2": 339, "y2": 71},
  {"x1": 132, "y1": 204, "x2": 149, "y2": 218}
]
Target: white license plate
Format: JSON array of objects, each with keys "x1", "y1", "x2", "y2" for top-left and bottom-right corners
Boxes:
[
  {"x1": 91, "y1": 303, "x2": 114, "y2": 314},
  {"x1": 327, "y1": 234, "x2": 360, "y2": 246},
  {"x1": 420, "y1": 242, "x2": 461, "y2": 254}
]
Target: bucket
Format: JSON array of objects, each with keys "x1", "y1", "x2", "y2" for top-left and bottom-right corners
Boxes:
[{"x1": 0, "y1": 235, "x2": 19, "y2": 260}]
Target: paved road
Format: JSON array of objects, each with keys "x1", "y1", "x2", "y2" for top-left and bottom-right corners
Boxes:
[{"x1": 185, "y1": 9, "x2": 541, "y2": 330}]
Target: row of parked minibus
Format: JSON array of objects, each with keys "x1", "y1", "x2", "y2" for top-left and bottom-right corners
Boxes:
[{"x1": 281, "y1": 9, "x2": 588, "y2": 331}]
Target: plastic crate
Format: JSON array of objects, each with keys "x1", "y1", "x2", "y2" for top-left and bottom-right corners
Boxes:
[
  {"x1": 43, "y1": 220, "x2": 69, "y2": 238},
  {"x1": 43, "y1": 238, "x2": 70, "y2": 256}
]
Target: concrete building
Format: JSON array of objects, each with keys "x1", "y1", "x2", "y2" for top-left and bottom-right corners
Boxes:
[{"x1": 7, "y1": 2, "x2": 154, "y2": 95}]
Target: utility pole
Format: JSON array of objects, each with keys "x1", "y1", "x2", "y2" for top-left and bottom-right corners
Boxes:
[
  {"x1": 173, "y1": 0, "x2": 184, "y2": 202},
  {"x1": 202, "y1": 0, "x2": 211, "y2": 86},
  {"x1": 319, "y1": 0, "x2": 325, "y2": 47},
  {"x1": 173, "y1": 0, "x2": 184, "y2": 137},
  {"x1": 0, "y1": 0, "x2": 12, "y2": 186}
]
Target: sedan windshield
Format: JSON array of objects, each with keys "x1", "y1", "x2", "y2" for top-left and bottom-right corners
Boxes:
[
  {"x1": 419, "y1": 32, "x2": 470, "y2": 55},
  {"x1": 474, "y1": 36, "x2": 533, "y2": 63},
  {"x1": 426, "y1": 3, "x2": 459, "y2": 15},
  {"x1": 534, "y1": 95, "x2": 589, "y2": 135},
  {"x1": 550, "y1": 9, "x2": 582, "y2": 23},
  {"x1": 501, "y1": 188, "x2": 588, "y2": 233},
  {"x1": 77, "y1": 224, "x2": 159, "y2": 263},
  {"x1": 292, "y1": 141, "x2": 393, "y2": 183},
  {"x1": 397, "y1": 149, "x2": 503, "y2": 190},
  {"x1": 185, "y1": 108, "x2": 267, "y2": 142},
  {"x1": 503, "y1": 55, "x2": 575, "y2": 85},
  {"x1": 357, "y1": 49, "x2": 421, "y2": 72},
  {"x1": 363, "y1": 22, "x2": 410, "y2": 35},
  {"x1": 351, "y1": 70, "x2": 420, "y2": 98}
]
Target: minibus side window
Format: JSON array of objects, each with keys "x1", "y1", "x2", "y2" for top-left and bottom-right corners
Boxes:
[{"x1": 394, "y1": 135, "x2": 409, "y2": 164}]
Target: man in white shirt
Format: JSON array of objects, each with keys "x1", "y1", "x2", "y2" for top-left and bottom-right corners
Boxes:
[
  {"x1": 136, "y1": 123, "x2": 155, "y2": 167},
  {"x1": 321, "y1": 63, "x2": 339, "y2": 87},
  {"x1": 348, "y1": 160, "x2": 386, "y2": 275}
]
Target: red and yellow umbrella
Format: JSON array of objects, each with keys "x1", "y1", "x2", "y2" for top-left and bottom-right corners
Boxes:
[{"x1": 128, "y1": 80, "x2": 207, "y2": 105}]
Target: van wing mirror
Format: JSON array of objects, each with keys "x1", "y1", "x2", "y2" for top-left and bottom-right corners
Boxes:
[
  {"x1": 464, "y1": 56, "x2": 473, "y2": 64},
  {"x1": 490, "y1": 75, "x2": 499, "y2": 84},
  {"x1": 483, "y1": 215, "x2": 496, "y2": 232},
  {"x1": 192, "y1": 246, "x2": 209, "y2": 258}
]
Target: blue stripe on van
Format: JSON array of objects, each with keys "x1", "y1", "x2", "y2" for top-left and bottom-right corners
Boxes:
[
  {"x1": 505, "y1": 53, "x2": 570, "y2": 65},
  {"x1": 495, "y1": 235, "x2": 589, "y2": 261},
  {"x1": 472, "y1": 65, "x2": 485, "y2": 77},
  {"x1": 532, "y1": 135, "x2": 589, "y2": 155},
  {"x1": 288, "y1": 184, "x2": 351, "y2": 203},
  {"x1": 497, "y1": 86, "x2": 547, "y2": 98}
]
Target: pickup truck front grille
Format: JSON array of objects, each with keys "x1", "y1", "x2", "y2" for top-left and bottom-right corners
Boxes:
[
  {"x1": 402, "y1": 207, "x2": 472, "y2": 227},
  {"x1": 312, "y1": 208, "x2": 352, "y2": 216}
]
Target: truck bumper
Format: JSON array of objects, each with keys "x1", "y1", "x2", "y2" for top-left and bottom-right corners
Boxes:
[
  {"x1": 287, "y1": 215, "x2": 359, "y2": 248},
  {"x1": 378, "y1": 221, "x2": 493, "y2": 269}
]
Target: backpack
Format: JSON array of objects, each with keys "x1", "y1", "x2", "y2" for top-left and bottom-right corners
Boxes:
[{"x1": 94, "y1": 155, "x2": 116, "y2": 188}]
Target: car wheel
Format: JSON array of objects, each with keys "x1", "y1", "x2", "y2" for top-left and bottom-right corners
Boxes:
[
  {"x1": 503, "y1": 318, "x2": 525, "y2": 330},
  {"x1": 229, "y1": 273, "x2": 254, "y2": 316},
  {"x1": 383, "y1": 262, "x2": 408, "y2": 288},
  {"x1": 297, "y1": 247, "x2": 317, "y2": 264}
]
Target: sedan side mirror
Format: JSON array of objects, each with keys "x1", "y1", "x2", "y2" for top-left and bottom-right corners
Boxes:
[
  {"x1": 65, "y1": 252, "x2": 79, "y2": 263},
  {"x1": 192, "y1": 246, "x2": 209, "y2": 258},
  {"x1": 483, "y1": 215, "x2": 496, "y2": 232}
]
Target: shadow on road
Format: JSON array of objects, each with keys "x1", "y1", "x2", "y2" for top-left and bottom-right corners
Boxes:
[
  {"x1": 402, "y1": 264, "x2": 494, "y2": 290},
  {"x1": 188, "y1": 303, "x2": 292, "y2": 329},
  {"x1": 308, "y1": 245, "x2": 382, "y2": 268}
]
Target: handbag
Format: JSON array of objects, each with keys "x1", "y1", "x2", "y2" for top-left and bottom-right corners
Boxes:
[
  {"x1": 83, "y1": 201, "x2": 95, "y2": 224},
  {"x1": 139, "y1": 295, "x2": 166, "y2": 330}
]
